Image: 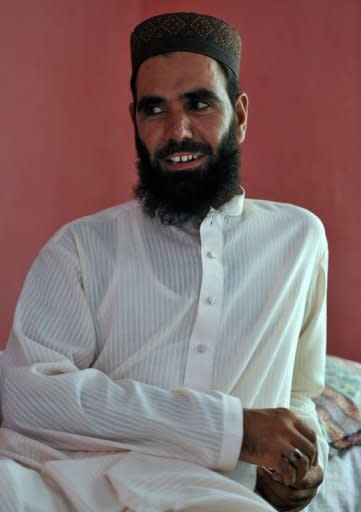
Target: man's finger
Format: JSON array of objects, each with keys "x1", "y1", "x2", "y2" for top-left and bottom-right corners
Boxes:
[
  {"x1": 294, "y1": 420, "x2": 318, "y2": 464},
  {"x1": 291, "y1": 464, "x2": 324, "y2": 490},
  {"x1": 285, "y1": 448, "x2": 309, "y2": 482},
  {"x1": 287, "y1": 435, "x2": 317, "y2": 469},
  {"x1": 279, "y1": 456, "x2": 297, "y2": 486},
  {"x1": 256, "y1": 469, "x2": 288, "y2": 509},
  {"x1": 294, "y1": 418, "x2": 316, "y2": 442},
  {"x1": 256, "y1": 467, "x2": 314, "y2": 510}
]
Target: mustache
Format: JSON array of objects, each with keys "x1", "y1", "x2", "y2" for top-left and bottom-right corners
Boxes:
[{"x1": 155, "y1": 139, "x2": 213, "y2": 161}]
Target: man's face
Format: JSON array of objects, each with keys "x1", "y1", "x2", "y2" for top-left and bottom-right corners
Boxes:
[{"x1": 131, "y1": 51, "x2": 248, "y2": 225}]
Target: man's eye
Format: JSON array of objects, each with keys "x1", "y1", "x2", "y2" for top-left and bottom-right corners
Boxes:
[
  {"x1": 190, "y1": 100, "x2": 209, "y2": 111},
  {"x1": 144, "y1": 105, "x2": 164, "y2": 115}
]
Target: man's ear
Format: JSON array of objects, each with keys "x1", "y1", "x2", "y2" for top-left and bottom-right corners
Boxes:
[
  {"x1": 235, "y1": 93, "x2": 249, "y2": 144},
  {"x1": 129, "y1": 102, "x2": 135, "y2": 124}
]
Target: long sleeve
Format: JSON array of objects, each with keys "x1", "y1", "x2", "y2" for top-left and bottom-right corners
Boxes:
[
  {"x1": 290, "y1": 245, "x2": 329, "y2": 472},
  {"x1": 1, "y1": 225, "x2": 240, "y2": 471}
]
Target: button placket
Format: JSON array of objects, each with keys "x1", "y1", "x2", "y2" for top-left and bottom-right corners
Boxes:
[{"x1": 184, "y1": 213, "x2": 224, "y2": 390}]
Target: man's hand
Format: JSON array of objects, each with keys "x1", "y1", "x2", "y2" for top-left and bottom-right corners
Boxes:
[
  {"x1": 256, "y1": 464, "x2": 323, "y2": 511},
  {"x1": 239, "y1": 408, "x2": 317, "y2": 485}
]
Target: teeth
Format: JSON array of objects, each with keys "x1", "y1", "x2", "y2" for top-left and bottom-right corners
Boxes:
[{"x1": 169, "y1": 154, "x2": 200, "y2": 163}]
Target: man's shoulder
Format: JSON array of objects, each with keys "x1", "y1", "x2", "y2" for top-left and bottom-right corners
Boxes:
[
  {"x1": 71, "y1": 200, "x2": 139, "y2": 227},
  {"x1": 52, "y1": 200, "x2": 140, "y2": 238},
  {"x1": 39, "y1": 201, "x2": 142, "y2": 258},
  {"x1": 244, "y1": 198, "x2": 327, "y2": 252},
  {"x1": 245, "y1": 197, "x2": 325, "y2": 227}
]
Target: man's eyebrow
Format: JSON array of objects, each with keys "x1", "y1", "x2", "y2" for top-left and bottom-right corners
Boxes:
[
  {"x1": 181, "y1": 88, "x2": 223, "y2": 104},
  {"x1": 137, "y1": 96, "x2": 165, "y2": 112},
  {"x1": 137, "y1": 89, "x2": 223, "y2": 112}
]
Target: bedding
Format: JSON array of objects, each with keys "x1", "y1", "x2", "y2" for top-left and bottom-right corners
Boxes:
[
  {"x1": 309, "y1": 355, "x2": 361, "y2": 511},
  {"x1": 0, "y1": 353, "x2": 360, "y2": 510},
  {"x1": 314, "y1": 355, "x2": 361, "y2": 454},
  {"x1": 309, "y1": 445, "x2": 361, "y2": 511}
]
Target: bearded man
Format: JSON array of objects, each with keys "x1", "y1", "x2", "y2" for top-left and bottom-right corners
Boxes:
[{"x1": 0, "y1": 12, "x2": 328, "y2": 512}]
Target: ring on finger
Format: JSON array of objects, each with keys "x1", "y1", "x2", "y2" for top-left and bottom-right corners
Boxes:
[{"x1": 287, "y1": 447, "x2": 305, "y2": 464}]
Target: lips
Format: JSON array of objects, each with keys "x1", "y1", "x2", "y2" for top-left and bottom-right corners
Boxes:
[{"x1": 162, "y1": 152, "x2": 207, "y2": 171}]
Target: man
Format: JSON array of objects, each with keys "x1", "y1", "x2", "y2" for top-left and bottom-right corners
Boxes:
[{"x1": 0, "y1": 12, "x2": 328, "y2": 512}]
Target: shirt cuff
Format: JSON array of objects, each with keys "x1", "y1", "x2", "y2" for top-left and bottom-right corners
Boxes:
[{"x1": 217, "y1": 394, "x2": 243, "y2": 471}]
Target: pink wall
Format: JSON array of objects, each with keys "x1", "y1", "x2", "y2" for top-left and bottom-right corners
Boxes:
[{"x1": 1, "y1": 1, "x2": 360, "y2": 362}]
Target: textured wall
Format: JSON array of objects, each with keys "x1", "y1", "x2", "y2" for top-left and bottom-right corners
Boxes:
[{"x1": 1, "y1": 0, "x2": 360, "y2": 361}]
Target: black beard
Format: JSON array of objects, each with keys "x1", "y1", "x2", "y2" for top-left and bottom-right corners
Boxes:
[{"x1": 133, "y1": 118, "x2": 242, "y2": 227}]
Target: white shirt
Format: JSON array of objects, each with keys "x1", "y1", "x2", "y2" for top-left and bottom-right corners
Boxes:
[{"x1": 1, "y1": 191, "x2": 329, "y2": 496}]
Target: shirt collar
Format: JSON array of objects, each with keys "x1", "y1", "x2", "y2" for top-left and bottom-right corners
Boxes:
[
  {"x1": 158, "y1": 188, "x2": 246, "y2": 235},
  {"x1": 210, "y1": 187, "x2": 245, "y2": 217}
]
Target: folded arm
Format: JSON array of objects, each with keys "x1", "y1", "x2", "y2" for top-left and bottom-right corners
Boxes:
[{"x1": 1, "y1": 226, "x2": 241, "y2": 471}]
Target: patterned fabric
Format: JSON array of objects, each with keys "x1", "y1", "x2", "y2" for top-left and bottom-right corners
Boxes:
[
  {"x1": 314, "y1": 356, "x2": 361, "y2": 454},
  {"x1": 131, "y1": 12, "x2": 241, "y2": 78}
]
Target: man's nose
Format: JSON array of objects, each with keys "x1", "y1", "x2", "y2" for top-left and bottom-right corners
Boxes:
[{"x1": 165, "y1": 109, "x2": 192, "y2": 141}]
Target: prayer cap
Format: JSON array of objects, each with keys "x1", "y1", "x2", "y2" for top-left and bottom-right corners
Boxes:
[{"x1": 130, "y1": 12, "x2": 241, "y2": 79}]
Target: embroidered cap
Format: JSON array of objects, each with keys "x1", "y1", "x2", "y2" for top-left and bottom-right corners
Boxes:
[{"x1": 130, "y1": 12, "x2": 241, "y2": 79}]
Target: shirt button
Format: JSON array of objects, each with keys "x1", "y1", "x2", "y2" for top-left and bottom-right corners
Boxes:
[
  {"x1": 206, "y1": 296, "x2": 216, "y2": 304},
  {"x1": 197, "y1": 343, "x2": 207, "y2": 353},
  {"x1": 207, "y1": 250, "x2": 216, "y2": 259}
]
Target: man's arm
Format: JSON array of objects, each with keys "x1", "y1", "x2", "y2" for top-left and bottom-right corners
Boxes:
[
  {"x1": 255, "y1": 245, "x2": 329, "y2": 510},
  {"x1": 290, "y1": 246, "x2": 329, "y2": 470},
  {"x1": 1, "y1": 226, "x2": 241, "y2": 471}
]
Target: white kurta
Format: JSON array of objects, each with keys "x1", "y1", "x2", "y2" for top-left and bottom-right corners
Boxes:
[{"x1": 0, "y1": 192, "x2": 328, "y2": 511}]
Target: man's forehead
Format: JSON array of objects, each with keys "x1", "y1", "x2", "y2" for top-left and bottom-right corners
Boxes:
[{"x1": 136, "y1": 51, "x2": 227, "y2": 98}]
